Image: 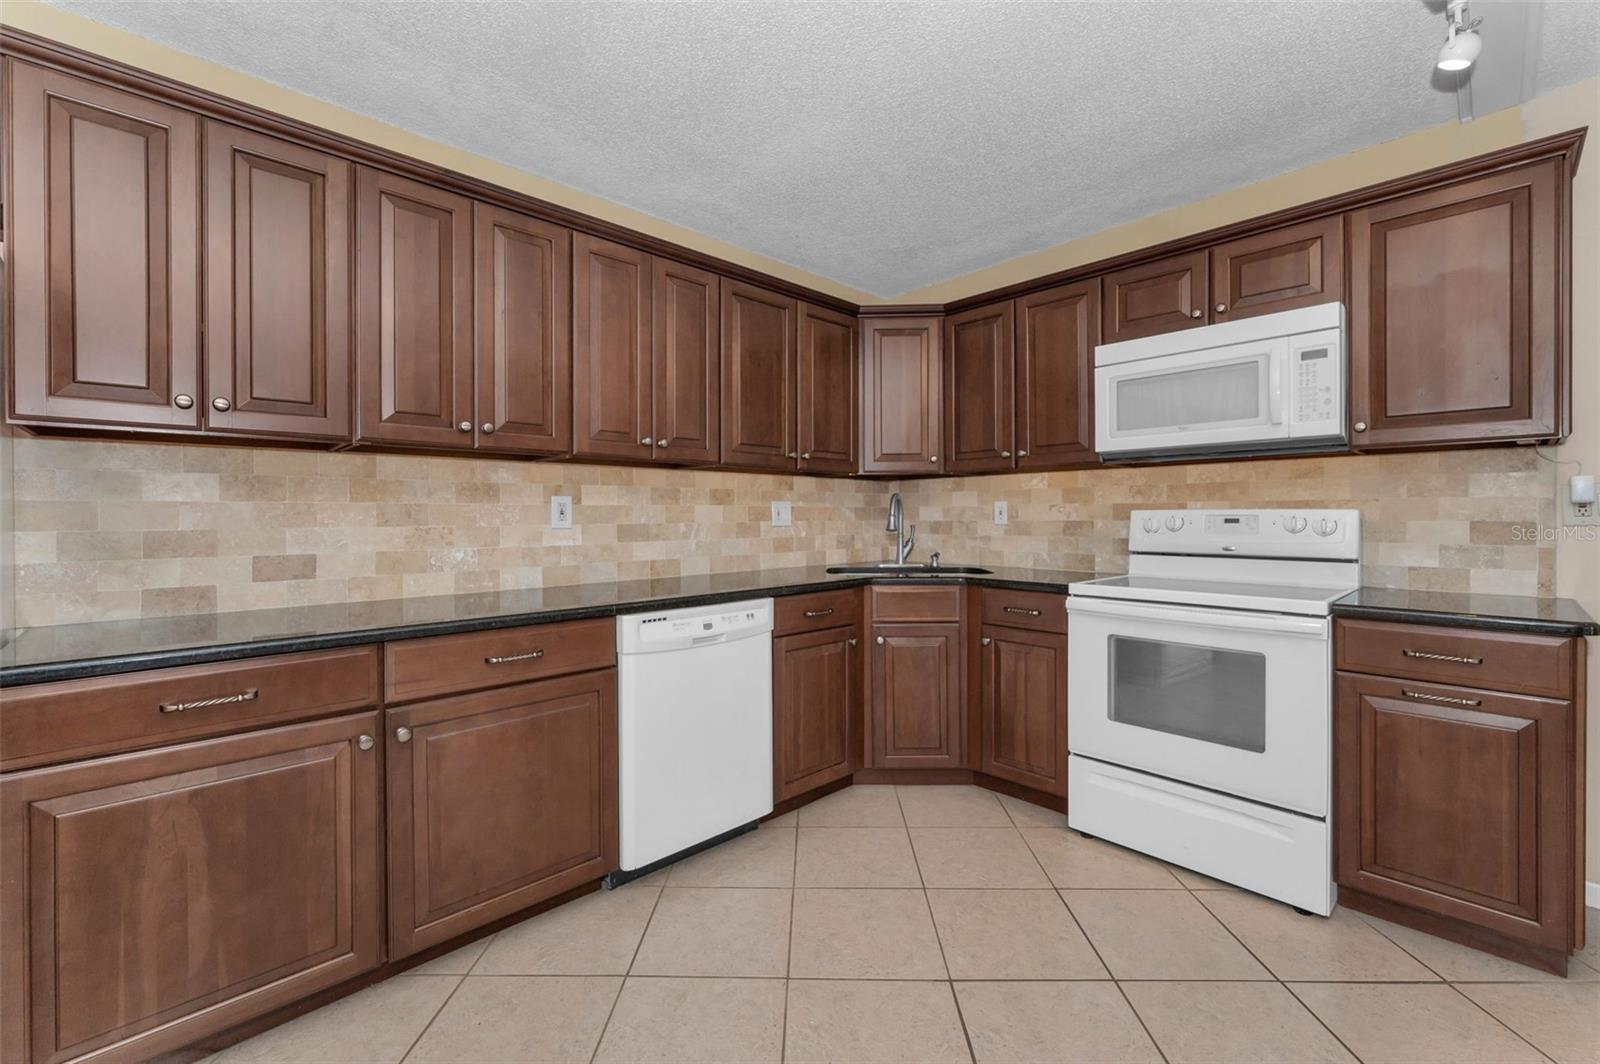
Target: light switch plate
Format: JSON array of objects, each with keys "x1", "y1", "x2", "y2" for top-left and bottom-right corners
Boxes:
[
  {"x1": 550, "y1": 495, "x2": 573, "y2": 529},
  {"x1": 771, "y1": 501, "x2": 792, "y2": 527},
  {"x1": 994, "y1": 500, "x2": 1009, "y2": 526}
]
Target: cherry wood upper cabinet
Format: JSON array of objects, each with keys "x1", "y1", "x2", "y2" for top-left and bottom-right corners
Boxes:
[
  {"x1": 773, "y1": 625, "x2": 859, "y2": 801},
  {"x1": 1016, "y1": 279, "x2": 1099, "y2": 469},
  {"x1": 944, "y1": 302, "x2": 1016, "y2": 474},
  {"x1": 721, "y1": 281, "x2": 797, "y2": 470},
  {"x1": 651, "y1": 258, "x2": 721, "y2": 464},
  {"x1": 473, "y1": 204, "x2": 571, "y2": 455},
  {"x1": 1100, "y1": 249, "x2": 1208, "y2": 345},
  {"x1": 204, "y1": 121, "x2": 352, "y2": 441},
  {"x1": 7, "y1": 62, "x2": 202, "y2": 431},
  {"x1": 796, "y1": 303, "x2": 859, "y2": 475},
  {"x1": 1349, "y1": 161, "x2": 1564, "y2": 449},
  {"x1": 861, "y1": 315, "x2": 943, "y2": 474},
  {"x1": 1210, "y1": 215, "x2": 1343, "y2": 323},
  {"x1": 355, "y1": 167, "x2": 473, "y2": 448},
  {"x1": 0, "y1": 712, "x2": 382, "y2": 1064},
  {"x1": 573, "y1": 235, "x2": 653, "y2": 461}
]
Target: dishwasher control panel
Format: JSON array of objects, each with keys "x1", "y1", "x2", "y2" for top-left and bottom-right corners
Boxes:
[
  {"x1": 641, "y1": 607, "x2": 762, "y2": 639},
  {"x1": 620, "y1": 597, "x2": 775, "y2": 653}
]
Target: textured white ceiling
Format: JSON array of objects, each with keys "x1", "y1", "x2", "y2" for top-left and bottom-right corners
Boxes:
[{"x1": 43, "y1": 0, "x2": 1600, "y2": 297}]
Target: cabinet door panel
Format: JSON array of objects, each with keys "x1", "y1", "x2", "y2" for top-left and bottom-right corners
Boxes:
[
  {"x1": 1334, "y1": 673, "x2": 1572, "y2": 950},
  {"x1": 205, "y1": 121, "x2": 352, "y2": 440},
  {"x1": 796, "y1": 303, "x2": 859, "y2": 474},
  {"x1": 1016, "y1": 280, "x2": 1098, "y2": 469},
  {"x1": 573, "y1": 235, "x2": 653, "y2": 460},
  {"x1": 0, "y1": 713, "x2": 381, "y2": 1064},
  {"x1": 386, "y1": 671, "x2": 617, "y2": 958},
  {"x1": 720, "y1": 281, "x2": 797, "y2": 470},
  {"x1": 944, "y1": 302, "x2": 1016, "y2": 474},
  {"x1": 8, "y1": 61, "x2": 201, "y2": 429},
  {"x1": 355, "y1": 167, "x2": 473, "y2": 447},
  {"x1": 474, "y1": 204, "x2": 572, "y2": 454},
  {"x1": 774, "y1": 627, "x2": 859, "y2": 802},
  {"x1": 1210, "y1": 215, "x2": 1342, "y2": 322},
  {"x1": 1349, "y1": 162, "x2": 1562, "y2": 448},
  {"x1": 861, "y1": 316, "x2": 942, "y2": 474},
  {"x1": 980, "y1": 626, "x2": 1067, "y2": 795},
  {"x1": 1100, "y1": 250, "x2": 1208, "y2": 345},
  {"x1": 652, "y1": 259, "x2": 720, "y2": 464},
  {"x1": 871, "y1": 624, "x2": 962, "y2": 769}
]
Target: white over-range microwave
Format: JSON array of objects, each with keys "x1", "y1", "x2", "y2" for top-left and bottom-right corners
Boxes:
[{"x1": 1094, "y1": 302, "x2": 1346, "y2": 460}]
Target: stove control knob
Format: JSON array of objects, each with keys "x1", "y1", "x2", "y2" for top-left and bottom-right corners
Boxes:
[
  {"x1": 1313, "y1": 517, "x2": 1340, "y2": 537},
  {"x1": 1165, "y1": 515, "x2": 1185, "y2": 532},
  {"x1": 1284, "y1": 515, "x2": 1308, "y2": 534},
  {"x1": 1141, "y1": 517, "x2": 1160, "y2": 533}
]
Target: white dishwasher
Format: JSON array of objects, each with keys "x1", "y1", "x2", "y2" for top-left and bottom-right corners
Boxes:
[{"x1": 611, "y1": 598, "x2": 774, "y2": 882}]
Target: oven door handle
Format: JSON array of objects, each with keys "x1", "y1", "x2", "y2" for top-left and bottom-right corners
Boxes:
[{"x1": 1066, "y1": 596, "x2": 1329, "y2": 637}]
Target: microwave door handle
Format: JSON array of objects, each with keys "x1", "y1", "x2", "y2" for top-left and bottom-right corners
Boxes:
[{"x1": 1268, "y1": 353, "x2": 1285, "y2": 425}]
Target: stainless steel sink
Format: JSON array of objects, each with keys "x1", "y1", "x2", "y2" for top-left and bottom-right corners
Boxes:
[{"x1": 826, "y1": 563, "x2": 992, "y2": 576}]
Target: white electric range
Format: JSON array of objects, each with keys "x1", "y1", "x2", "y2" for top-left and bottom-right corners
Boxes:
[{"x1": 1066, "y1": 507, "x2": 1360, "y2": 915}]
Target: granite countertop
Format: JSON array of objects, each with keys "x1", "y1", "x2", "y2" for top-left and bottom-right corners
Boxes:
[
  {"x1": 1331, "y1": 587, "x2": 1599, "y2": 638},
  {"x1": 0, "y1": 565, "x2": 1095, "y2": 687}
]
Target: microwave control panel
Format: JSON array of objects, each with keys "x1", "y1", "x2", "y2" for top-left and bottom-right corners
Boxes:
[{"x1": 1288, "y1": 329, "x2": 1344, "y2": 438}]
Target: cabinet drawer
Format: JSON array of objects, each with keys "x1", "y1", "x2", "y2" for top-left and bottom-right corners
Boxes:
[
  {"x1": 979, "y1": 588, "x2": 1066, "y2": 633},
  {"x1": 1335, "y1": 619, "x2": 1575, "y2": 698},
  {"x1": 775, "y1": 588, "x2": 862, "y2": 636},
  {"x1": 871, "y1": 585, "x2": 962, "y2": 623},
  {"x1": 384, "y1": 616, "x2": 615, "y2": 703},
  {"x1": 0, "y1": 646, "x2": 380, "y2": 771}
]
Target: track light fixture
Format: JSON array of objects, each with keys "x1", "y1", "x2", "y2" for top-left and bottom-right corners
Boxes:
[{"x1": 1437, "y1": 0, "x2": 1483, "y2": 72}]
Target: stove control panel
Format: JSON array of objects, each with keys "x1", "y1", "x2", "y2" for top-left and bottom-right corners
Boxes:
[{"x1": 1129, "y1": 508, "x2": 1360, "y2": 560}]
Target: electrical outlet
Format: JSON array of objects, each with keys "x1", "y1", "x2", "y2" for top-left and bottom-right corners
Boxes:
[
  {"x1": 771, "y1": 500, "x2": 792, "y2": 528},
  {"x1": 549, "y1": 495, "x2": 573, "y2": 529},
  {"x1": 1565, "y1": 474, "x2": 1600, "y2": 527},
  {"x1": 994, "y1": 500, "x2": 1009, "y2": 526}
]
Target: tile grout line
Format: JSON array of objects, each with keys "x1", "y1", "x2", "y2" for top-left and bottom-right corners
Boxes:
[
  {"x1": 1440, "y1": 982, "x2": 1560, "y2": 1063},
  {"x1": 780, "y1": 823, "x2": 799, "y2": 1063},
  {"x1": 394, "y1": 973, "x2": 470, "y2": 1064},
  {"x1": 587, "y1": 883, "x2": 666, "y2": 1064}
]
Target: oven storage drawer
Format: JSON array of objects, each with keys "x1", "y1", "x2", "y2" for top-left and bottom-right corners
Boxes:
[
  {"x1": 1067, "y1": 755, "x2": 1333, "y2": 915},
  {"x1": 1335, "y1": 619, "x2": 1574, "y2": 698}
]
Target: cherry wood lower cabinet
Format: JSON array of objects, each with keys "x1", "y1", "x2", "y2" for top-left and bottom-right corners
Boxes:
[
  {"x1": 773, "y1": 625, "x2": 861, "y2": 802},
  {"x1": 0, "y1": 712, "x2": 383, "y2": 1064},
  {"x1": 978, "y1": 623, "x2": 1068, "y2": 796},
  {"x1": 870, "y1": 616, "x2": 964, "y2": 769},
  {"x1": 385, "y1": 669, "x2": 618, "y2": 959}
]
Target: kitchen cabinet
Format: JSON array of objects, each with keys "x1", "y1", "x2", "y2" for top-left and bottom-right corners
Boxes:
[
  {"x1": 651, "y1": 258, "x2": 721, "y2": 464},
  {"x1": 1016, "y1": 280, "x2": 1099, "y2": 469},
  {"x1": 0, "y1": 712, "x2": 383, "y2": 1064},
  {"x1": 721, "y1": 281, "x2": 798, "y2": 470},
  {"x1": 354, "y1": 167, "x2": 474, "y2": 448},
  {"x1": 1100, "y1": 249, "x2": 1208, "y2": 345},
  {"x1": 1348, "y1": 160, "x2": 1565, "y2": 448},
  {"x1": 573, "y1": 234, "x2": 653, "y2": 460},
  {"x1": 6, "y1": 61, "x2": 203, "y2": 431},
  {"x1": 773, "y1": 624, "x2": 861, "y2": 802},
  {"x1": 868, "y1": 586, "x2": 963, "y2": 769},
  {"x1": 473, "y1": 203, "x2": 572, "y2": 454},
  {"x1": 386, "y1": 669, "x2": 618, "y2": 958},
  {"x1": 978, "y1": 625, "x2": 1068, "y2": 795},
  {"x1": 861, "y1": 315, "x2": 943, "y2": 474},
  {"x1": 1209, "y1": 215, "x2": 1343, "y2": 323},
  {"x1": 796, "y1": 303, "x2": 859, "y2": 474},
  {"x1": 944, "y1": 302, "x2": 1016, "y2": 474}
]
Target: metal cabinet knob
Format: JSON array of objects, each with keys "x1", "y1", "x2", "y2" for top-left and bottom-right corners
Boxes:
[
  {"x1": 657, "y1": 439, "x2": 668, "y2": 448},
  {"x1": 458, "y1": 421, "x2": 472, "y2": 433},
  {"x1": 1215, "y1": 303, "x2": 1227, "y2": 314},
  {"x1": 929, "y1": 455, "x2": 938, "y2": 463},
  {"x1": 1000, "y1": 450, "x2": 1011, "y2": 458},
  {"x1": 1354, "y1": 421, "x2": 1367, "y2": 432},
  {"x1": 1189, "y1": 309, "x2": 1203, "y2": 319},
  {"x1": 211, "y1": 396, "x2": 231, "y2": 412},
  {"x1": 875, "y1": 635, "x2": 885, "y2": 645},
  {"x1": 641, "y1": 436, "x2": 653, "y2": 446},
  {"x1": 848, "y1": 638, "x2": 858, "y2": 647},
  {"x1": 980, "y1": 636, "x2": 992, "y2": 646},
  {"x1": 1017, "y1": 450, "x2": 1028, "y2": 457},
  {"x1": 787, "y1": 451, "x2": 798, "y2": 459},
  {"x1": 481, "y1": 423, "x2": 495, "y2": 434},
  {"x1": 174, "y1": 394, "x2": 194, "y2": 409},
  {"x1": 358, "y1": 734, "x2": 375, "y2": 751},
  {"x1": 801, "y1": 452, "x2": 811, "y2": 460},
  {"x1": 395, "y1": 726, "x2": 412, "y2": 744}
]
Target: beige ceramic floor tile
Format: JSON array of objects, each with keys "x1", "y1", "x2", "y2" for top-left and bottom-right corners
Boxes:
[
  {"x1": 403, "y1": 975, "x2": 620, "y2": 1063},
  {"x1": 1458, "y1": 982, "x2": 1600, "y2": 1064},
  {"x1": 897, "y1": 784, "x2": 1012, "y2": 826},
  {"x1": 1021, "y1": 829, "x2": 1183, "y2": 889},
  {"x1": 666, "y1": 826, "x2": 796, "y2": 887},
  {"x1": 911, "y1": 827, "x2": 1051, "y2": 887},
  {"x1": 927, "y1": 889, "x2": 1108, "y2": 979},
  {"x1": 210, "y1": 974, "x2": 460, "y2": 1064},
  {"x1": 402, "y1": 935, "x2": 494, "y2": 976},
  {"x1": 629, "y1": 887, "x2": 791, "y2": 976},
  {"x1": 1198, "y1": 891, "x2": 1436, "y2": 981},
  {"x1": 794, "y1": 826, "x2": 921, "y2": 887},
  {"x1": 1121, "y1": 981, "x2": 1356, "y2": 1064},
  {"x1": 475, "y1": 885, "x2": 659, "y2": 975},
  {"x1": 996, "y1": 792, "x2": 1068, "y2": 829},
  {"x1": 1359, "y1": 911, "x2": 1600, "y2": 983},
  {"x1": 954, "y1": 981, "x2": 1161, "y2": 1064},
  {"x1": 1289, "y1": 983, "x2": 1548, "y2": 1064},
  {"x1": 785, "y1": 980, "x2": 971, "y2": 1064},
  {"x1": 764, "y1": 809, "x2": 798, "y2": 827},
  {"x1": 1062, "y1": 890, "x2": 1269, "y2": 980},
  {"x1": 795, "y1": 784, "x2": 905, "y2": 826},
  {"x1": 1165, "y1": 863, "x2": 1238, "y2": 890},
  {"x1": 1575, "y1": 906, "x2": 1600, "y2": 970},
  {"x1": 789, "y1": 888, "x2": 948, "y2": 979},
  {"x1": 592, "y1": 977, "x2": 784, "y2": 1064}
]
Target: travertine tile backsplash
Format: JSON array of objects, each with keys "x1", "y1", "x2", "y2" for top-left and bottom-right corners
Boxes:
[{"x1": 5, "y1": 439, "x2": 1556, "y2": 627}]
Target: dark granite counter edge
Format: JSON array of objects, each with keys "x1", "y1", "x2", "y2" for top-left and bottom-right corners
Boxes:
[
  {"x1": 0, "y1": 573, "x2": 1080, "y2": 688},
  {"x1": 1330, "y1": 602, "x2": 1600, "y2": 638}
]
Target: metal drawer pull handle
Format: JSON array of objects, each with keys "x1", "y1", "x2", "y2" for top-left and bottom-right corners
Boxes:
[
  {"x1": 1401, "y1": 689, "x2": 1482, "y2": 707},
  {"x1": 803, "y1": 608, "x2": 835, "y2": 618},
  {"x1": 160, "y1": 688, "x2": 258, "y2": 713},
  {"x1": 1403, "y1": 649, "x2": 1482, "y2": 665},
  {"x1": 485, "y1": 649, "x2": 545, "y2": 665},
  {"x1": 1003, "y1": 606, "x2": 1042, "y2": 617}
]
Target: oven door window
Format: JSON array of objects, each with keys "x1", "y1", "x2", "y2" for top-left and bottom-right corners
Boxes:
[{"x1": 1108, "y1": 635, "x2": 1266, "y2": 753}]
